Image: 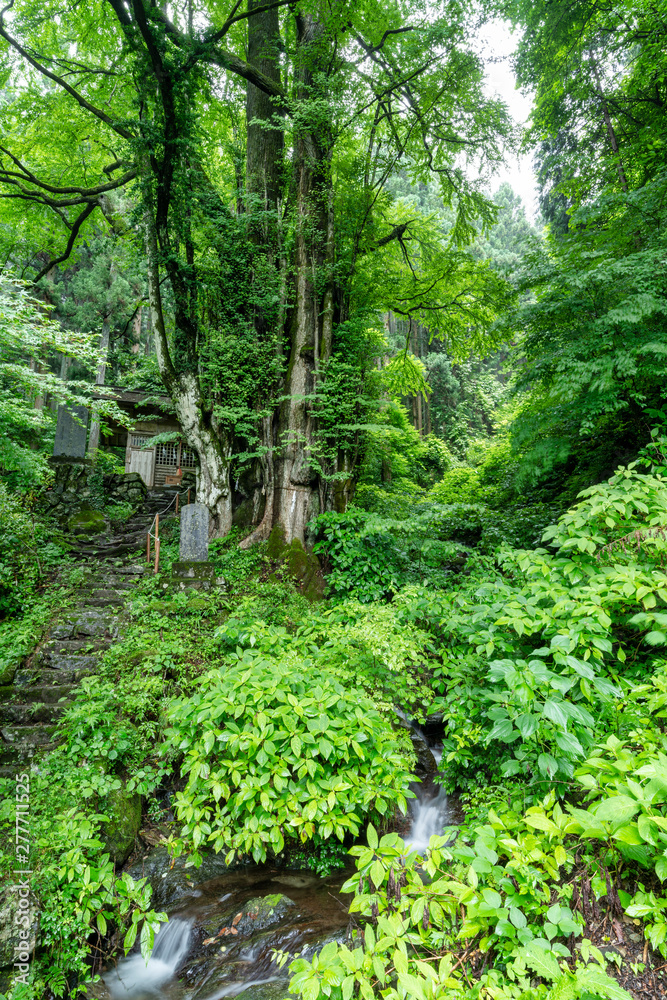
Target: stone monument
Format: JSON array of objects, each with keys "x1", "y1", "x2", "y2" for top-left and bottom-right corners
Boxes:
[
  {"x1": 179, "y1": 503, "x2": 209, "y2": 561},
  {"x1": 173, "y1": 503, "x2": 219, "y2": 590},
  {"x1": 53, "y1": 405, "x2": 89, "y2": 459}
]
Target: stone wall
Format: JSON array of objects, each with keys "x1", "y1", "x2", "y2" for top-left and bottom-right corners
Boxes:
[{"x1": 43, "y1": 460, "x2": 148, "y2": 517}]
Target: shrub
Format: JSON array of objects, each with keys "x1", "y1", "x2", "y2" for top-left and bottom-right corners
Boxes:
[
  {"x1": 314, "y1": 510, "x2": 404, "y2": 601},
  {"x1": 0, "y1": 483, "x2": 68, "y2": 615},
  {"x1": 428, "y1": 466, "x2": 482, "y2": 504},
  {"x1": 164, "y1": 650, "x2": 414, "y2": 863}
]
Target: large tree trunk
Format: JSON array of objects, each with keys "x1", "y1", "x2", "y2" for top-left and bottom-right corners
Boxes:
[
  {"x1": 246, "y1": 0, "x2": 283, "y2": 233},
  {"x1": 243, "y1": 4, "x2": 336, "y2": 545},
  {"x1": 267, "y1": 13, "x2": 333, "y2": 543},
  {"x1": 170, "y1": 374, "x2": 233, "y2": 536},
  {"x1": 144, "y1": 204, "x2": 233, "y2": 535}
]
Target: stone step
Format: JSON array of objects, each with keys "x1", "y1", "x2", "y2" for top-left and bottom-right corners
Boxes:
[
  {"x1": 0, "y1": 684, "x2": 72, "y2": 704},
  {"x1": 72, "y1": 542, "x2": 145, "y2": 559},
  {"x1": 0, "y1": 724, "x2": 58, "y2": 748},
  {"x1": 37, "y1": 653, "x2": 103, "y2": 675},
  {"x1": 76, "y1": 588, "x2": 126, "y2": 600},
  {"x1": 49, "y1": 609, "x2": 120, "y2": 640},
  {"x1": 76, "y1": 574, "x2": 134, "y2": 589},
  {"x1": 14, "y1": 665, "x2": 96, "y2": 686},
  {"x1": 114, "y1": 564, "x2": 146, "y2": 576},
  {"x1": 0, "y1": 702, "x2": 68, "y2": 725},
  {"x1": 37, "y1": 639, "x2": 109, "y2": 661},
  {"x1": 82, "y1": 597, "x2": 125, "y2": 608}
]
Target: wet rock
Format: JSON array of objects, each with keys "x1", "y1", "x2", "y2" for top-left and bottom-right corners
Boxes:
[
  {"x1": 208, "y1": 895, "x2": 296, "y2": 941},
  {"x1": 127, "y1": 846, "x2": 236, "y2": 908},
  {"x1": 100, "y1": 786, "x2": 141, "y2": 865},
  {"x1": 0, "y1": 888, "x2": 38, "y2": 969},
  {"x1": 409, "y1": 730, "x2": 437, "y2": 780},
  {"x1": 236, "y1": 978, "x2": 291, "y2": 1000}
]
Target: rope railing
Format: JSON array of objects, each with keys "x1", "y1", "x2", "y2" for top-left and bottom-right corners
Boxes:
[{"x1": 146, "y1": 485, "x2": 193, "y2": 574}]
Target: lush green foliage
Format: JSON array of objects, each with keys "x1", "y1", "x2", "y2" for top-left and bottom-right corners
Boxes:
[
  {"x1": 165, "y1": 651, "x2": 414, "y2": 864},
  {"x1": 283, "y1": 819, "x2": 633, "y2": 1000}
]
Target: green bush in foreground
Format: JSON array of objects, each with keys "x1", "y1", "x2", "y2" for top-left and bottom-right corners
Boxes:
[{"x1": 165, "y1": 649, "x2": 414, "y2": 863}]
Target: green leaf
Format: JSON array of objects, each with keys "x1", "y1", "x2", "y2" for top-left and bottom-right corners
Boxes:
[
  {"x1": 515, "y1": 713, "x2": 539, "y2": 738},
  {"x1": 555, "y1": 730, "x2": 584, "y2": 757},
  {"x1": 488, "y1": 719, "x2": 517, "y2": 743},
  {"x1": 538, "y1": 753, "x2": 559, "y2": 778},
  {"x1": 140, "y1": 920, "x2": 154, "y2": 960},
  {"x1": 370, "y1": 859, "x2": 384, "y2": 888},
  {"x1": 124, "y1": 922, "x2": 138, "y2": 954},
  {"x1": 543, "y1": 699, "x2": 569, "y2": 729},
  {"x1": 575, "y1": 968, "x2": 634, "y2": 1000},
  {"x1": 593, "y1": 796, "x2": 640, "y2": 824},
  {"x1": 519, "y1": 942, "x2": 561, "y2": 981}
]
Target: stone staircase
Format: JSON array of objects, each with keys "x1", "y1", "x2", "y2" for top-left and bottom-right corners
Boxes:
[
  {"x1": 70, "y1": 487, "x2": 182, "y2": 560},
  {"x1": 0, "y1": 488, "x2": 183, "y2": 777}
]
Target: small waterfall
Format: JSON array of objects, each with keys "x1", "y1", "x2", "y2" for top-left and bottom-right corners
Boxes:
[
  {"x1": 104, "y1": 917, "x2": 192, "y2": 998},
  {"x1": 400, "y1": 710, "x2": 455, "y2": 854},
  {"x1": 404, "y1": 785, "x2": 454, "y2": 855}
]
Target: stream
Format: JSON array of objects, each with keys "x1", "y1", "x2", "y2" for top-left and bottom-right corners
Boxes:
[{"x1": 91, "y1": 724, "x2": 457, "y2": 1000}]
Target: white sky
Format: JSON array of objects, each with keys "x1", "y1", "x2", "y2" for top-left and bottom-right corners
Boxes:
[{"x1": 476, "y1": 20, "x2": 539, "y2": 220}]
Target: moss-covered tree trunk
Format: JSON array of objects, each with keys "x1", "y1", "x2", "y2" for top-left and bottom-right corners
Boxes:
[
  {"x1": 246, "y1": 7, "x2": 334, "y2": 544},
  {"x1": 144, "y1": 205, "x2": 233, "y2": 535}
]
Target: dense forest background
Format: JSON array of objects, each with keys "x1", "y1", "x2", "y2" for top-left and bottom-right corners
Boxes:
[{"x1": 1, "y1": 0, "x2": 667, "y2": 997}]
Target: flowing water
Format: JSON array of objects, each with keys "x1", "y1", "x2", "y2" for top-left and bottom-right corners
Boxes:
[
  {"x1": 93, "y1": 723, "x2": 459, "y2": 1000},
  {"x1": 91, "y1": 862, "x2": 355, "y2": 1000},
  {"x1": 104, "y1": 919, "x2": 193, "y2": 999},
  {"x1": 403, "y1": 737, "x2": 461, "y2": 854}
]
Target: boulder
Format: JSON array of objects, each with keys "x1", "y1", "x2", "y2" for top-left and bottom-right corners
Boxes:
[
  {"x1": 266, "y1": 524, "x2": 287, "y2": 560},
  {"x1": 266, "y1": 531, "x2": 325, "y2": 602},
  {"x1": 200, "y1": 894, "x2": 297, "y2": 954},
  {"x1": 236, "y1": 980, "x2": 291, "y2": 1000},
  {"x1": 100, "y1": 785, "x2": 141, "y2": 865},
  {"x1": 126, "y1": 846, "x2": 238, "y2": 908},
  {"x1": 66, "y1": 504, "x2": 107, "y2": 536},
  {"x1": 409, "y1": 730, "x2": 438, "y2": 780},
  {"x1": 221, "y1": 895, "x2": 296, "y2": 938}
]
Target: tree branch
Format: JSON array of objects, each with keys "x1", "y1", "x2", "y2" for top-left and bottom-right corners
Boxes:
[
  {"x1": 0, "y1": 18, "x2": 134, "y2": 140},
  {"x1": 141, "y1": 2, "x2": 287, "y2": 98},
  {"x1": 32, "y1": 202, "x2": 98, "y2": 282},
  {"x1": 0, "y1": 147, "x2": 136, "y2": 195},
  {"x1": 204, "y1": 0, "x2": 292, "y2": 44}
]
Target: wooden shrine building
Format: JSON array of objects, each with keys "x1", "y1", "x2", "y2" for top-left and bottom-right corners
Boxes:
[{"x1": 94, "y1": 388, "x2": 198, "y2": 488}]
